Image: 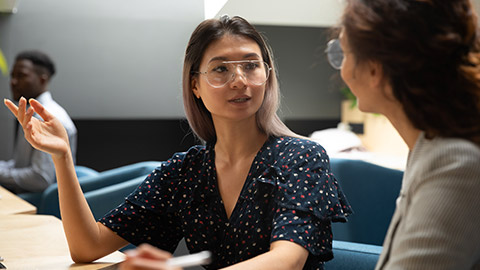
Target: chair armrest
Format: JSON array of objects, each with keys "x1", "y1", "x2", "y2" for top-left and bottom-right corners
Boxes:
[
  {"x1": 325, "y1": 240, "x2": 382, "y2": 270},
  {"x1": 78, "y1": 161, "x2": 160, "y2": 192},
  {"x1": 17, "y1": 165, "x2": 99, "y2": 208},
  {"x1": 75, "y1": 165, "x2": 100, "y2": 179},
  {"x1": 39, "y1": 161, "x2": 160, "y2": 218},
  {"x1": 85, "y1": 175, "x2": 146, "y2": 220}
]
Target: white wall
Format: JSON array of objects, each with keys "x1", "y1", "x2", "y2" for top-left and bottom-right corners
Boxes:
[
  {"x1": 217, "y1": 0, "x2": 345, "y2": 27},
  {"x1": 0, "y1": 0, "x2": 204, "y2": 119},
  {"x1": 0, "y1": 0, "x2": 205, "y2": 159}
]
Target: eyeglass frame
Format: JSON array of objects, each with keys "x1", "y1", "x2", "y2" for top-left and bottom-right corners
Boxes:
[
  {"x1": 192, "y1": 60, "x2": 272, "y2": 88},
  {"x1": 325, "y1": 39, "x2": 344, "y2": 70}
]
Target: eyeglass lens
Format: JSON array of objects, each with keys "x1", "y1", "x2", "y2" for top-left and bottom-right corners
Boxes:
[
  {"x1": 205, "y1": 61, "x2": 270, "y2": 87},
  {"x1": 326, "y1": 39, "x2": 344, "y2": 70}
]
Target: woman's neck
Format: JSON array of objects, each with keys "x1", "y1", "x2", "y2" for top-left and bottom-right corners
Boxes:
[
  {"x1": 383, "y1": 104, "x2": 421, "y2": 150},
  {"x1": 213, "y1": 117, "x2": 268, "y2": 164}
]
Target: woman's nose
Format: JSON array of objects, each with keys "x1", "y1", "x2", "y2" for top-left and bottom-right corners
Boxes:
[{"x1": 229, "y1": 66, "x2": 247, "y2": 88}]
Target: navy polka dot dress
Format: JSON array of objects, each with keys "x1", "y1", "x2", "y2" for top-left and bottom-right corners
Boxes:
[{"x1": 100, "y1": 136, "x2": 352, "y2": 269}]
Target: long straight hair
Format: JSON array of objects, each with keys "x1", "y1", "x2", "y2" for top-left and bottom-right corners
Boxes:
[{"x1": 182, "y1": 15, "x2": 298, "y2": 143}]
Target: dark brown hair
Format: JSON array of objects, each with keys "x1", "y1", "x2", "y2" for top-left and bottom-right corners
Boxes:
[
  {"x1": 342, "y1": 0, "x2": 480, "y2": 144},
  {"x1": 182, "y1": 15, "x2": 297, "y2": 143}
]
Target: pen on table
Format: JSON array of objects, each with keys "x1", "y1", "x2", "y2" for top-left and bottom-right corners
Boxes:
[
  {"x1": 166, "y1": 251, "x2": 212, "y2": 268},
  {"x1": 102, "y1": 251, "x2": 212, "y2": 270},
  {"x1": 0, "y1": 257, "x2": 5, "y2": 270}
]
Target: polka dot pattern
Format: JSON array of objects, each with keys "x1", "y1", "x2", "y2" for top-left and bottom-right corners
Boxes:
[{"x1": 100, "y1": 136, "x2": 352, "y2": 269}]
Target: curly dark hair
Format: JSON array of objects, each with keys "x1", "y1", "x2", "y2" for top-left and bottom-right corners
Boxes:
[
  {"x1": 16, "y1": 50, "x2": 56, "y2": 79},
  {"x1": 342, "y1": 0, "x2": 480, "y2": 144}
]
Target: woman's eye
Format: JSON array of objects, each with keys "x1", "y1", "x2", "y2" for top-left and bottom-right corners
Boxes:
[
  {"x1": 245, "y1": 63, "x2": 259, "y2": 70},
  {"x1": 212, "y1": 65, "x2": 228, "y2": 73}
]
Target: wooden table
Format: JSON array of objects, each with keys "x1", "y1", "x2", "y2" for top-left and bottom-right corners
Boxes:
[
  {"x1": 0, "y1": 186, "x2": 37, "y2": 214},
  {"x1": 0, "y1": 214, "x2": 125, "y2": 269}
]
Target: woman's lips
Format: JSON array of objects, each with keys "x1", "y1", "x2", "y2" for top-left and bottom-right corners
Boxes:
[{"x1": 229, "y1": 97, "x2": 251, "y2": 103}]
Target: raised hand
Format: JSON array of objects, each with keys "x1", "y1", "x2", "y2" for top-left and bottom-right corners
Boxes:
[{"x1": 4, "y1": 97, "x2": 71, "y2": 158}]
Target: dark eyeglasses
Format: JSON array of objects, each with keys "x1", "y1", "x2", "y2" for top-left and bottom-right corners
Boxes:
[{"x1": 325, "y1": 39, "x2": 344, "y2": 70}]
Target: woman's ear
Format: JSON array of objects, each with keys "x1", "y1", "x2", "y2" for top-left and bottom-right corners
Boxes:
[
  {"x1": 368, "y1": 60, "x2": 395, "y2": 99},
  {"x1": 191, "y1": 78, "x2": 201, "y2": 99},
  {"x1": 368, "y1": 60, "x2": 384, "y2": 88}
]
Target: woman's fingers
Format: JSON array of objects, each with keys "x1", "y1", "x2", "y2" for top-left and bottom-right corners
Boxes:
[
  {"x1": 4, "y1": 98, "x2": 19, "y2": 118},
  {"x1": 120, "y1": 245, "x2": 179, "y2": 270},
  {"x1": 4, "y1": 97, "x2": 53, "y2": 124},
  {"x1": 127, "y1": 244, "x2": 173, "y2": 261},
  {"x1": 17, "y1": 97, "x2": 27, "y2": 125},
  {"x1": 25, "y1": 107, "x2": 35, "y2": 127},
  {"x1": 4, "y1": 97, "x2": 69, "y2": 157},
  {"x1": 119, "y1": 257, "x2": 171, "y2": 270},
  {"x1": 29, "y1": 98, "x2": 54, "y2": 122}
]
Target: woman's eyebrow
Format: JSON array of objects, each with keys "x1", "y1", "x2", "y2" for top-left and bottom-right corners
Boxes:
[
  {"x1": 208, "y1": 56, "x2": 228, "y2": 63},
  {"x1": 242, "y1": 53, "x2": 261, "y2": 59},
  {"x1": 208, "y1": 53, "x2": 261, "y2": 63}
]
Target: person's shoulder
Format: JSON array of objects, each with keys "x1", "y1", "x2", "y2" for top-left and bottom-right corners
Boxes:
[
  {"x1": 272, "y1": 136, "x2": 328, "y2": 157},
  {"x1": 268, "y1": 137, "x2": 352, "y2": 221},
  {"x1": 437, "y1": 137, "x2": 480, "y2": 172},
  {"x1": 420, "y1": 136, "x2": 479, "y2": 162},
  {"x1": 148, "y1": 145, "x2": 207, "y2": 183},
  {"x1": 166, "y1": 145, "x2": 207, "y2": 165},
  {"x1": 411, "y1": 135, "x2": 480, "y2": 179},
  {"x1": 265, "y1": 136, "x2": 331, "y2": 176}
]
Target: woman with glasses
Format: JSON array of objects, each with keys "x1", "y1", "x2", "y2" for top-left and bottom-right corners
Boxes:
[
  {"x1": 326, "y1": 0, "x2": 480, "y2": 269},
  {"x1": 5, "y1": 15, "x2": 351, "y2": 270}
]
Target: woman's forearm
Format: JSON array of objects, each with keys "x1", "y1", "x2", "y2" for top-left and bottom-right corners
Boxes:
[
  {"x1": 221, "y1": 241, "x2": 308, "y2": 270},
  {"x1": 53, "y1": 151, "x2": 125, "y2": 262}
]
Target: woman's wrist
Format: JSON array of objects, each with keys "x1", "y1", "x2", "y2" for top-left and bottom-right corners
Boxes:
[{"x1": 52, "y1": 148, "x2": 73, "y2": 164}]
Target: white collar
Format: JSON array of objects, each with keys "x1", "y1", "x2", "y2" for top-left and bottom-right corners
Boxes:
[{"x1": 35, "y1": 91, "x2": 53, "y2": 103}]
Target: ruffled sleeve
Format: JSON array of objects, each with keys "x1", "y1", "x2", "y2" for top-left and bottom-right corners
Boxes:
[
  {"x1": 267, "y1": 138, "x2": 352, "y2": 263},
  {"x1": 99, "y1": 145, "x2": 206, "y2": 252}
]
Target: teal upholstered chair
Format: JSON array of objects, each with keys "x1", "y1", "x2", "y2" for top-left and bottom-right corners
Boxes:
[
  {"x1": 39, "y1": 161, "x2": 160, "y2": 218},
  {"x1": 85, "y1": 175, "x2": 146, "y2": 220},
  {"x1": 330, "y1": 158, "x2": 404, "y2": 246},
  {"x1": 326, "y1": 240, "x2": 383, "y2": 270},
  {"x1": 18, "y1": 165, "x2": 100, "y2": 209},
  {"x1": 84, "y1": 173, "x2": 152, "y2": 252},
  {"x1": 75, "y1": 165, "x2": 100, "y2": 178}
]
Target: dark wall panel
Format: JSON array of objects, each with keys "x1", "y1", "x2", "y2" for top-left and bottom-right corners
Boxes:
[
  {"x1": 73, "y1": 118, "x2": 339, "y2": 172},
  {"x1": 74, "y1": 119, "x2": 197, "y2": 172}
]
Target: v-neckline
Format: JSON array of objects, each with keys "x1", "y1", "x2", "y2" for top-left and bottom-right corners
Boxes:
[{"x1": 210, "y1": 136, "x2": 273, "y2": 223}]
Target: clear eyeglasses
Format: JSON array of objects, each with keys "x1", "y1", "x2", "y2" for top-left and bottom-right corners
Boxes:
[
  {"x1": 325, "y1": 39, "x2": 344, "y2": 70},
  {"x1": 194, "y1": 60, "x2": 271, "y2": 88}
]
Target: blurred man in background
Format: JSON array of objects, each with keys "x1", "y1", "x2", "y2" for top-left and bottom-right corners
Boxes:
[{"x1": 0, "y1": 50, "x2": 77, "y2": 194}]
